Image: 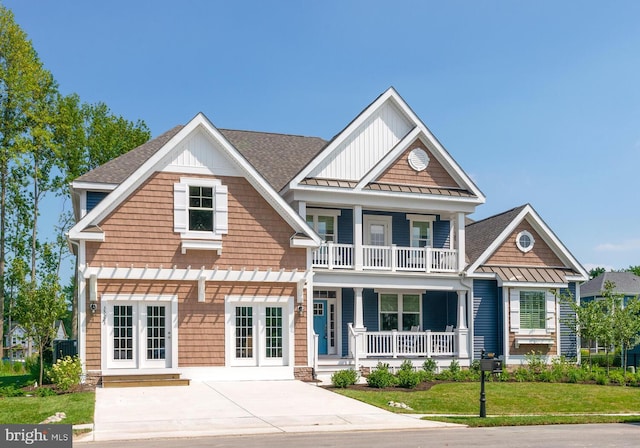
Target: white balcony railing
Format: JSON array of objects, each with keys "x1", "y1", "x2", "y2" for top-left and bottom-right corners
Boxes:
[{"x1": 312, "y1": 243, "x2": 457, "y2": 273}]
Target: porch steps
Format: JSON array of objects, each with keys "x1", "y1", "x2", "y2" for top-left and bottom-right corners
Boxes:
[
  {"x1": 315, "y1": 358, "x2": 356, "y2": 384},
  {"x1": 101, "y1": 373, "x2": 190, "y2": 388}
]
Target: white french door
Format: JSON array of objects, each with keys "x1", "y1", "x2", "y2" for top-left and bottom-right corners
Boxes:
[
  {"x1": 106, "y1": 301, "x2": 173, "y2": 369},
  {"x1": 227, "y1": 296, "x2": 294, "y2": 368},
  {"x1": 232, "y1": 304, "x2": 286, "y2": 366}
]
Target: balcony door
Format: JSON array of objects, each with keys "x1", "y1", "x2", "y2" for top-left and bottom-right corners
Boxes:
[{"x1": 363, "y1": 215, "x2": 392, "y2": 268}]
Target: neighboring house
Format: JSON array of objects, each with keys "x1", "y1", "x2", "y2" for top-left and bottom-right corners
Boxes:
[
  {"x1": 580, "y1": 272, "x2": 640, "y2": 360},
  {"x1": 54, "y1": 320, "x2": 68, "y2": 341},
  {"x1": 67, "y1": 87, "x2": 588, "y2": 382},
  {"x1": 3, "y1": 325, "x2": 34, "y2": 361}
]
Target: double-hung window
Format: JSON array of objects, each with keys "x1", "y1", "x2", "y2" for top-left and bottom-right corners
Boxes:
[
  {"x1": 188, "y1": 186, "x2": 214, "y2": 231},
  {"x1": 407, "y1": 215, "x2": 434, "y2": 248},
  {"x1": 509, "y1": 289, "x2": 556, "y2": 334},
  {"x1": 379, "y1": 293, "x2": 421, "y2": 331},
  {"x1": 174, "y1": 178, "x2": 228, "y2": 253},
  {"x1": 519, "y1": 291, "x2": 546, "y2": 329},
  {"x1": 306, "y1": 209, "x2": 340, "y2": 242}
]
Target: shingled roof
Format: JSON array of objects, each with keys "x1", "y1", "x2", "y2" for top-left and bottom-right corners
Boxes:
[
  {"x1": 581, "y1": 272, "x2": 640, "y2": 297},
  {"x1": 74, "y1": 125, "x2": 327, "y2": 192},
  {"x1": 465, "y1": 205, "x2": 528, "y2": 265},
  {"x1": 75, "y1": 125, "x2": 184, "y2": 184},
  {"x1": 220, "y1": 129, "x2": 327, "y2": 191}
]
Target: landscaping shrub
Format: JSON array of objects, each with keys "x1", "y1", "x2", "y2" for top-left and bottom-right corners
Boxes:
[
  {"x1": 567, "y1": 367, "x2": 584, "y2": 384},
  {"x1": 0, "y1": 385, "x2": 25, "y2": 397},
  {"x1": 525, "y1": 350, "x2": 545, "y2": 376},
  {"x1": 35, "y1": 387, "x2": 56, "y2": 397},
  {"x1": 595, "y1": 373, "x2": 610, "y2": 386},
  {"x1": 399, "y1": 359, "x2": 414, "y2": 372},
  {"x1": 331, "y1": 369, "x2": 359, "y2": 388},
  {"x1": 367, "y1": 363, "x2": 397, "y2": 388},
  {"x1": 25, "y1": 354, "x2": 51, "y2": 385},
  {"x1": 608, "y1": 370, "x2": 626, "y2": 386},
  {"x1": 514, "y1": 367, "x2": 531, "y2": 382},
  {"x1": 47, "y1": 356, "x2": 82, "y2": 392},
  {"x1": 396, "y1": 369, "x2": 421, "y2": 389},
  {"x1": 422, "y1": 358, "x2": 437, "y2": 374}
]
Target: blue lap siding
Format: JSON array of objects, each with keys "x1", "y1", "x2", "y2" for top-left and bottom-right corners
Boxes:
[{"x1": 473, "y1": 279, "x2": 503, "y2": 359}]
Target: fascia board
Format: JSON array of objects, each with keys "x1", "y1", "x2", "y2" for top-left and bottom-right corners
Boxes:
[
  {"x1": 67, "y1": 229, "x2": 105, "y2": 242},
  {"x1": 290, "y1": 88, "x2": 398, "y2": 186},
  {"x1": 355, "y1": 126, "x2": 421, "y2": 190},
  {"x1": 71, "y1": 181, "x2": 118, "y2": 191},
  {"x1": 68, "y1": 113, "x2": 321, "y2": 246}
]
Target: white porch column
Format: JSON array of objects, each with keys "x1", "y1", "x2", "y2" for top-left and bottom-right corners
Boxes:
[
  {"x1": 456, "y1": 290, "x2": 469, "y2": 359},
  {"x1": 456, "y1": 212, "x2": 465, "y2": 272},
  {"x1": 354, "y1": 287, "x2": 365, "y2": 329},
  {"x1": 298, "y1": 201, "x2": 306, "y2": 218},
  {"x1": 354, "y1": 206, "x2": 363, "y2": 271},
  {"x1": 353, "y1": 287, "x2": 367, "y2": 360}
]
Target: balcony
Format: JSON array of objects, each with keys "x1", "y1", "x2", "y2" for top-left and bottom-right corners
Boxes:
[{"x1": 311, "y1": 243, "x2": 457, "y2": 273}]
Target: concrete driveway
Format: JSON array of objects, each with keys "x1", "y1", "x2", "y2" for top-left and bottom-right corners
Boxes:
[{"x1": 87, "y1": 380, "x2": 456, "y2": 441}]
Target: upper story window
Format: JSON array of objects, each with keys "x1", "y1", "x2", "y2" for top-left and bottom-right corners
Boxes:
[
  {"x1": 189, "y1": 186, "x2": 214, "y2": 231},
  {"x1": 306, "y1": 208, "x2": 340, "y2": 243},
  {"x1": 407, "y1": 214, "x2": 435, "y2": 248},
  {"x1": 516, "y1": 230, "x2": 534, "y2": 253},
  {"x1": 174, "y1": 178, "x2": 228, "y2": 246}
]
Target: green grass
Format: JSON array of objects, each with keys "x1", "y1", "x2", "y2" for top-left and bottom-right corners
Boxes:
[
  {"x1": 334, "y1": 382, "x2": 640, "y2": 425},
  {"x1": 0, "y1": 392, "x2": 95, "y2": 425}
]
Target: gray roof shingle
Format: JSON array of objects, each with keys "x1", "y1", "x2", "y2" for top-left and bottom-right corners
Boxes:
[
  {"x1": 75, "y1": 125, "x2": 184, "y2": 184},
  {"x1": 465, "y1": 205, "x2": 528, "y2": 265},
  {"x1": 580, "y1": 272, "x2": 640, "y2": 297},
  {"x1": 74, "y1": 125, "x2": 327, "y2": 193},
  {"x1": 220, "y1": 129, "x2": 327, "y2": 192}
]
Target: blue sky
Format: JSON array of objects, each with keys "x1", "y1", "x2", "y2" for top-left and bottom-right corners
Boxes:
[{"x1": 6, "y1": 0, "x2": 640, "y2": 274}]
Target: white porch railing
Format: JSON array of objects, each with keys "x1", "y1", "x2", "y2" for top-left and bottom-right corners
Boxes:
[
  {"x1": 364, "y1": 330, "x2": 456, "y2": 358},
  {"x1": 311, "y1": 243, "x2": 354, "y2": 269},
  {"x1": 312, "y1": 243, "x2": 457, "y2": 273}
]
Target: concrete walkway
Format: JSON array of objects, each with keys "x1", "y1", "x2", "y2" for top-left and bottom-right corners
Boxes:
[{"x1": 83, "y1": 380, "x2": 458, "y2": 441}]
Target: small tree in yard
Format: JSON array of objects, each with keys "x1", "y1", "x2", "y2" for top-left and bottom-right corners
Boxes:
[
  {"x1": 561, "y1": 281, "x2": 640, "y2": 374},
  {"x1": 13, "y1": 248, "x2": 67, "y2": 386}
]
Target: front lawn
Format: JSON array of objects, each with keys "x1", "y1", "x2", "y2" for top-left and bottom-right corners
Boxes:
[
  {"x1": 334, "y1": 382, "x2": 640, "y2": 426},
  {"x1": 0, "y1": 392, "x2": 95, "y2": 425}
]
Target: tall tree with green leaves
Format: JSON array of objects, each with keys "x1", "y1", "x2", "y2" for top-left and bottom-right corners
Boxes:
[
  {"x1": 0, "y1": 4, "x2": 58, "y2": 354},
  {"x1": 53, "y1": 94, "x2": 150, "y2": 337}
]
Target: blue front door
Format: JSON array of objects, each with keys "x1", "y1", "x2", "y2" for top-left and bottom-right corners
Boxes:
[{"x1": 313, "y1": 300, "x2": 328, "y2": 355}]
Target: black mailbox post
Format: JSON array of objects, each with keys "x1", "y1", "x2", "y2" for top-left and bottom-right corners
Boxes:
[{"x1": 479, "y1": 350, "x2": 502, "y2": 418}]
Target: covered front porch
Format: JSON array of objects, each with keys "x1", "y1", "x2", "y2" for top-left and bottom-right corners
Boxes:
[{"x1": 311, "y1": 286, "x2": 471, "y2": 376}]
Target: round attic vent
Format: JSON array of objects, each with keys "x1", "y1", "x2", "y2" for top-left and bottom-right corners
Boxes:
[{"x1": 408, "y1": 148, "x2": 429, "y2": 172}]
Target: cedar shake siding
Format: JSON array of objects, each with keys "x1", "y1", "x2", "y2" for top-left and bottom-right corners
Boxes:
[
  {"x1": 85, "y1": 281, "x2": 306, "y2": 370},
  {"x1": 85, "y1": 172, "x2": 306, "y2": 271},
  {"x1": 376, "y1": 140, "x2": 460, "y2": 188},
  {"x1": 486, "y1": 221, "x2": 564, "y2": 267}
]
